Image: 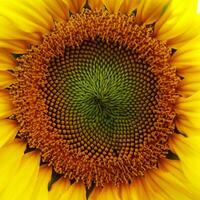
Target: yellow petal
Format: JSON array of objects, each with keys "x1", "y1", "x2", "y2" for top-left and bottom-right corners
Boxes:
[
  {"x1": 0, "y1": 71, "x2": 15, "y2": 88},
  {"x1": 30, "y1": 165, "x2": 52, "y2": 200},
  {"x1": 0, "y1": 40, "x2": 28, "y2": 54},
  {"x1": 119, "y1": 183, "x2": 133, "y2": 200},
  {"x1": 0, "y1": 90, "x2": 14, "y2": 119},
  {"x1": 102, "y1": 0, "x2": 123, "y2": 14},
  {"x1": 175, "y1": 91, "x2": 200, "y2": 137},
  {"x1": 176, "y1": 91, "x2": 200, "y2": 112},
  {"x1": 171, "y1": 41, "x2": 200, "y2": 71},
  {"x1": 176, "y1": 117, "x2": 200, "y2": 137},
  {"x1": 0, "y1": 49, "x2": 16, "y2": 71},
  {"x1": 130, "y1": 158, "x2": 199, "y2": 200},
  {"x1": 178, "y1": 77, "x2": 200, "y2": 98},
  {"x1": 0, "y1": 119, "x2": 18, "y2": 148},
  {"x1": 63, "y1": 0, "x2": 86, "y2": 13},
  {"x1": 0, "y1": 0, "x2": 53, "y2": 34},
  {"x1": 49, "y1": 177, "x2": 70, "y2": 200},
  {"x1": 43, "y1": 0, "x2": 69, "y2": 20},
  {"x1": 166, "y1": 16, "x2": 200, "y2": 48},
  {"x1": 0, "y1": 151, "x2": 40, "y2": 200},
  {"x1": 60, "y1": 182, "x2": 86, "y2": 200},
  {"x1": 88, "y1": 0, "x2": 104, "y2": 10},
  {"x1": 0, "y1": 16, "x2": 42, "y2": 45},
  {"x1": 170, "y1": 134, "x2": 200, "y2": 191},
  {"x1": 132, "y1": 177, "x2": 164, "y2": 200},
  {"x1": 89, "y1": 184, "x2": 121, "y2": 200},
  {"x1": 0, "y1": 139, "x2": 26, "y2": 192},
  {"x1": 120, "y1": 0, "x2": 140, "y2": 15},
  {"x1": 176, "y1": 91, "x2": 200, "y2": 117},
  {"x1": 154, "y1": 0, "x2": 198, "y2": 43},
  {"x1": 136, "y1": 0, "x2": 170, "y2": 24}
]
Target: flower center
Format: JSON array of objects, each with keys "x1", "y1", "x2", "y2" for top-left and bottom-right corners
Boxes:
[{"x1": 11, "y1": 10, "x2": 179, "y2": 186}]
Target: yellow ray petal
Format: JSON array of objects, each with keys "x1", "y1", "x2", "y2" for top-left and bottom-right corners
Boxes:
[
  {"x1": 170, "y1": 135, "x2": 200, "y2": 191},
  {"x1": 102, "y1": 0, "x2": 123, "y2": 14},
  {"x1": 88, "y1": 0, "x2": 104, "y2": 10},
  {"x1": 175, "y1": 91, "x2": 200, "y2": 137},
  {"x1": 49, "y1": 177, "x2": 70, "y2": 200},
  {"x1": 60, "y1": 182, "x2": 86, "y2": 200},
  {"x1": 0, "y1": 40, "x2": 28, "y2": 54},
  {"x1": 63, "y1": 0, "x2": 86, "y2": 13},
  {"x1": 0, "y1": 17, "x2": 42, "y2": 45},
  {"x1": 131, "y1": 177, "x2": 164, "y2": 200},
  {"x1": 176, "y1": 91, "x2": 200, "y2": 112},
  {"x1": 0, "y1": 49, "x2": 16, "y2": 71},
  {"x1": 166, "y1": 16, "x2": 200, "y2": 48},
  {"x1": 0, "y1": 139, "x2": 26, "y2": 192},
  {"x1": 0, "y1": 90, "x2": 14, "y2": 119},
  {"x1": 119, "y1": 183, "x2": 134, "y2": 200},
  {"x1": 178, "y1": 78, "x2": 200, "y2": 98},
  {"x1": 89, "y1": 184, "x2": 121, "y2": 200},
  {"x1": 176, "y1": 90, "x2": 200, "y2": 117},
  {"x1": 0, "y1": 0, "x2": 53, "y2": 34},
  {"x1": 30, "y1": 165, "x2": 52, "y2": 200},
  {"x1": 0, "y1": 71, "x2": 15, "y2": 88},
  {"x1": 154, "y1": 0, "x2": 198, "y2": 43},
  {"x1": 43, "y1": 0, "x2": 69, "y2": 20},
  {"x1": 0, "y1": 151, "x2": 40, "y2": 200},
  {"x1": 171, "y1": 41, "x2": 200, "y2": 71},
  {"x1": 130, "y1": 159, "x2": 199, "y2": 200},
  {"x1": 136, "y1": 0, "x2": 170, "y2": 24},
  {"x1": 0, "y1": 119, "x2": 18, "y2": 148},
  {"x1": 120, "y1": 0, "x2": 140, "y2": 15},
  {"x1": 176, "y1": 117, "x2": 200, "y2": 137}
]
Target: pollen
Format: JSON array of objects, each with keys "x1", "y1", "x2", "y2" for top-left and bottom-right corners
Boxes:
[{"x1": 10, "y1": 10, "x2": 179, "y2": 186}]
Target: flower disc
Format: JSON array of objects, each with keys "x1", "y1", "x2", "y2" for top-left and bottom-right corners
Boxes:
[{"x1": 11, "y1": 10, "x2": 179, "y2": 186}]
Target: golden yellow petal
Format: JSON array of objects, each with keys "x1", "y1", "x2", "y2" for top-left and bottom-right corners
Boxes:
[
  {"x1": 176, "y1": 91, "x2": 200, "y2": 111},
  {"x1": 0, "y1": 119, "x2": 18, "y2": 148},
  {"x1": 0, "y1": 71, "x2": 15, "y2": 88},
  {"x1": 175, "y1": 91, "x2": 200, "y2": 137},
  {"x1": 120, "y1": 0, "x2": 140, "y2": 15},
  {"x1": 166, "y1": 16, "x2": 200, "y2": 48},
  {"x1": 178, "y1": 77, "x2": 200, "y2": 98},
  {"x1": 0, "y1": 0, "x2": 53, "y2": 34},
  {"x1": 176, "y1": 117, "x2": 200, "y2": 137},
  {"x1": 48, "y1": 177, "x2": 70, "y2": 200},
  {"x1": 154, "y1": 0, "x2": 198, "y2": 43},
  {"x1": 30, "y1": 165, "x2": 52, "y2": 200},
  {"x1": 0, "y1": 40, "x2": 28, "y2": 54},
  {"x1": 43, "y1": 0, "x2": 69, "y2": 20},
  {"x1": 119, "y1": 183, "x2": 133, "y2": 200},
  {"x1": 0, "y1": 139, "x2": 26, "y2": 192},
  {"x1": 102, "y1": 0, "x2": 123, "y2": 14},
  {"x1": 88, "y1": 0, "x2": 104, "y2": 10},
  {"x1": 0, "y1": 90, "x2": 14, "y2": 119},
  {"x1": 136, "y1": 0, "x2": 170, "y2": 25},
  {"x1": 0, "y1": 16, "x2": 42, "y2": 45},
  {"x1": 63, "y1": 0, "x2": 86, "y2": 13},
  {"x1": 0, "y1": 151, "x2": 40, "y2": 200},
  {"x1": 130, "y1": 158, "x2": 200, "y2": 200},
  {"x1": 0, "y1": 49, "x2": 16, "y2": 71},
  {"x1": 0, "y1": 152, "x2": 40, "y2": 200},
  {"x1": 171, "y1": 40, "x2": 200, "y2": 71},
  {"x1": 130, "y1": 177, "x2": 162, "y2": 200},
  {"x1": 89, "y1": 184, "x2": 121, "y2": 200},
  {"x1": 60, "y1": 182, "x2": 86, "y2": 200},
  {"x1": 170, "y1": 134, "x2": 200, "y2": 191}
]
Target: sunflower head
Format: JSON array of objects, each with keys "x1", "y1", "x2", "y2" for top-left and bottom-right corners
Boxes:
[{"x1": 0, "y1": 0, "x2": 200, "y2": 199}]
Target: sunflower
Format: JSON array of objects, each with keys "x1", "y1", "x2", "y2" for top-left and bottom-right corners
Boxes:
[{"x1": 0, "y1": 0, "x2": 200, "y2": 199}]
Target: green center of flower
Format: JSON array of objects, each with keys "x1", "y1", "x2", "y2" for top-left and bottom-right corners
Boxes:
[
  {"x1": 45, "y1": 38, "x2": 158, "y2": 158},
  {"x1": 12, "y1": 10, "x2": 178, "y2": 186}
]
